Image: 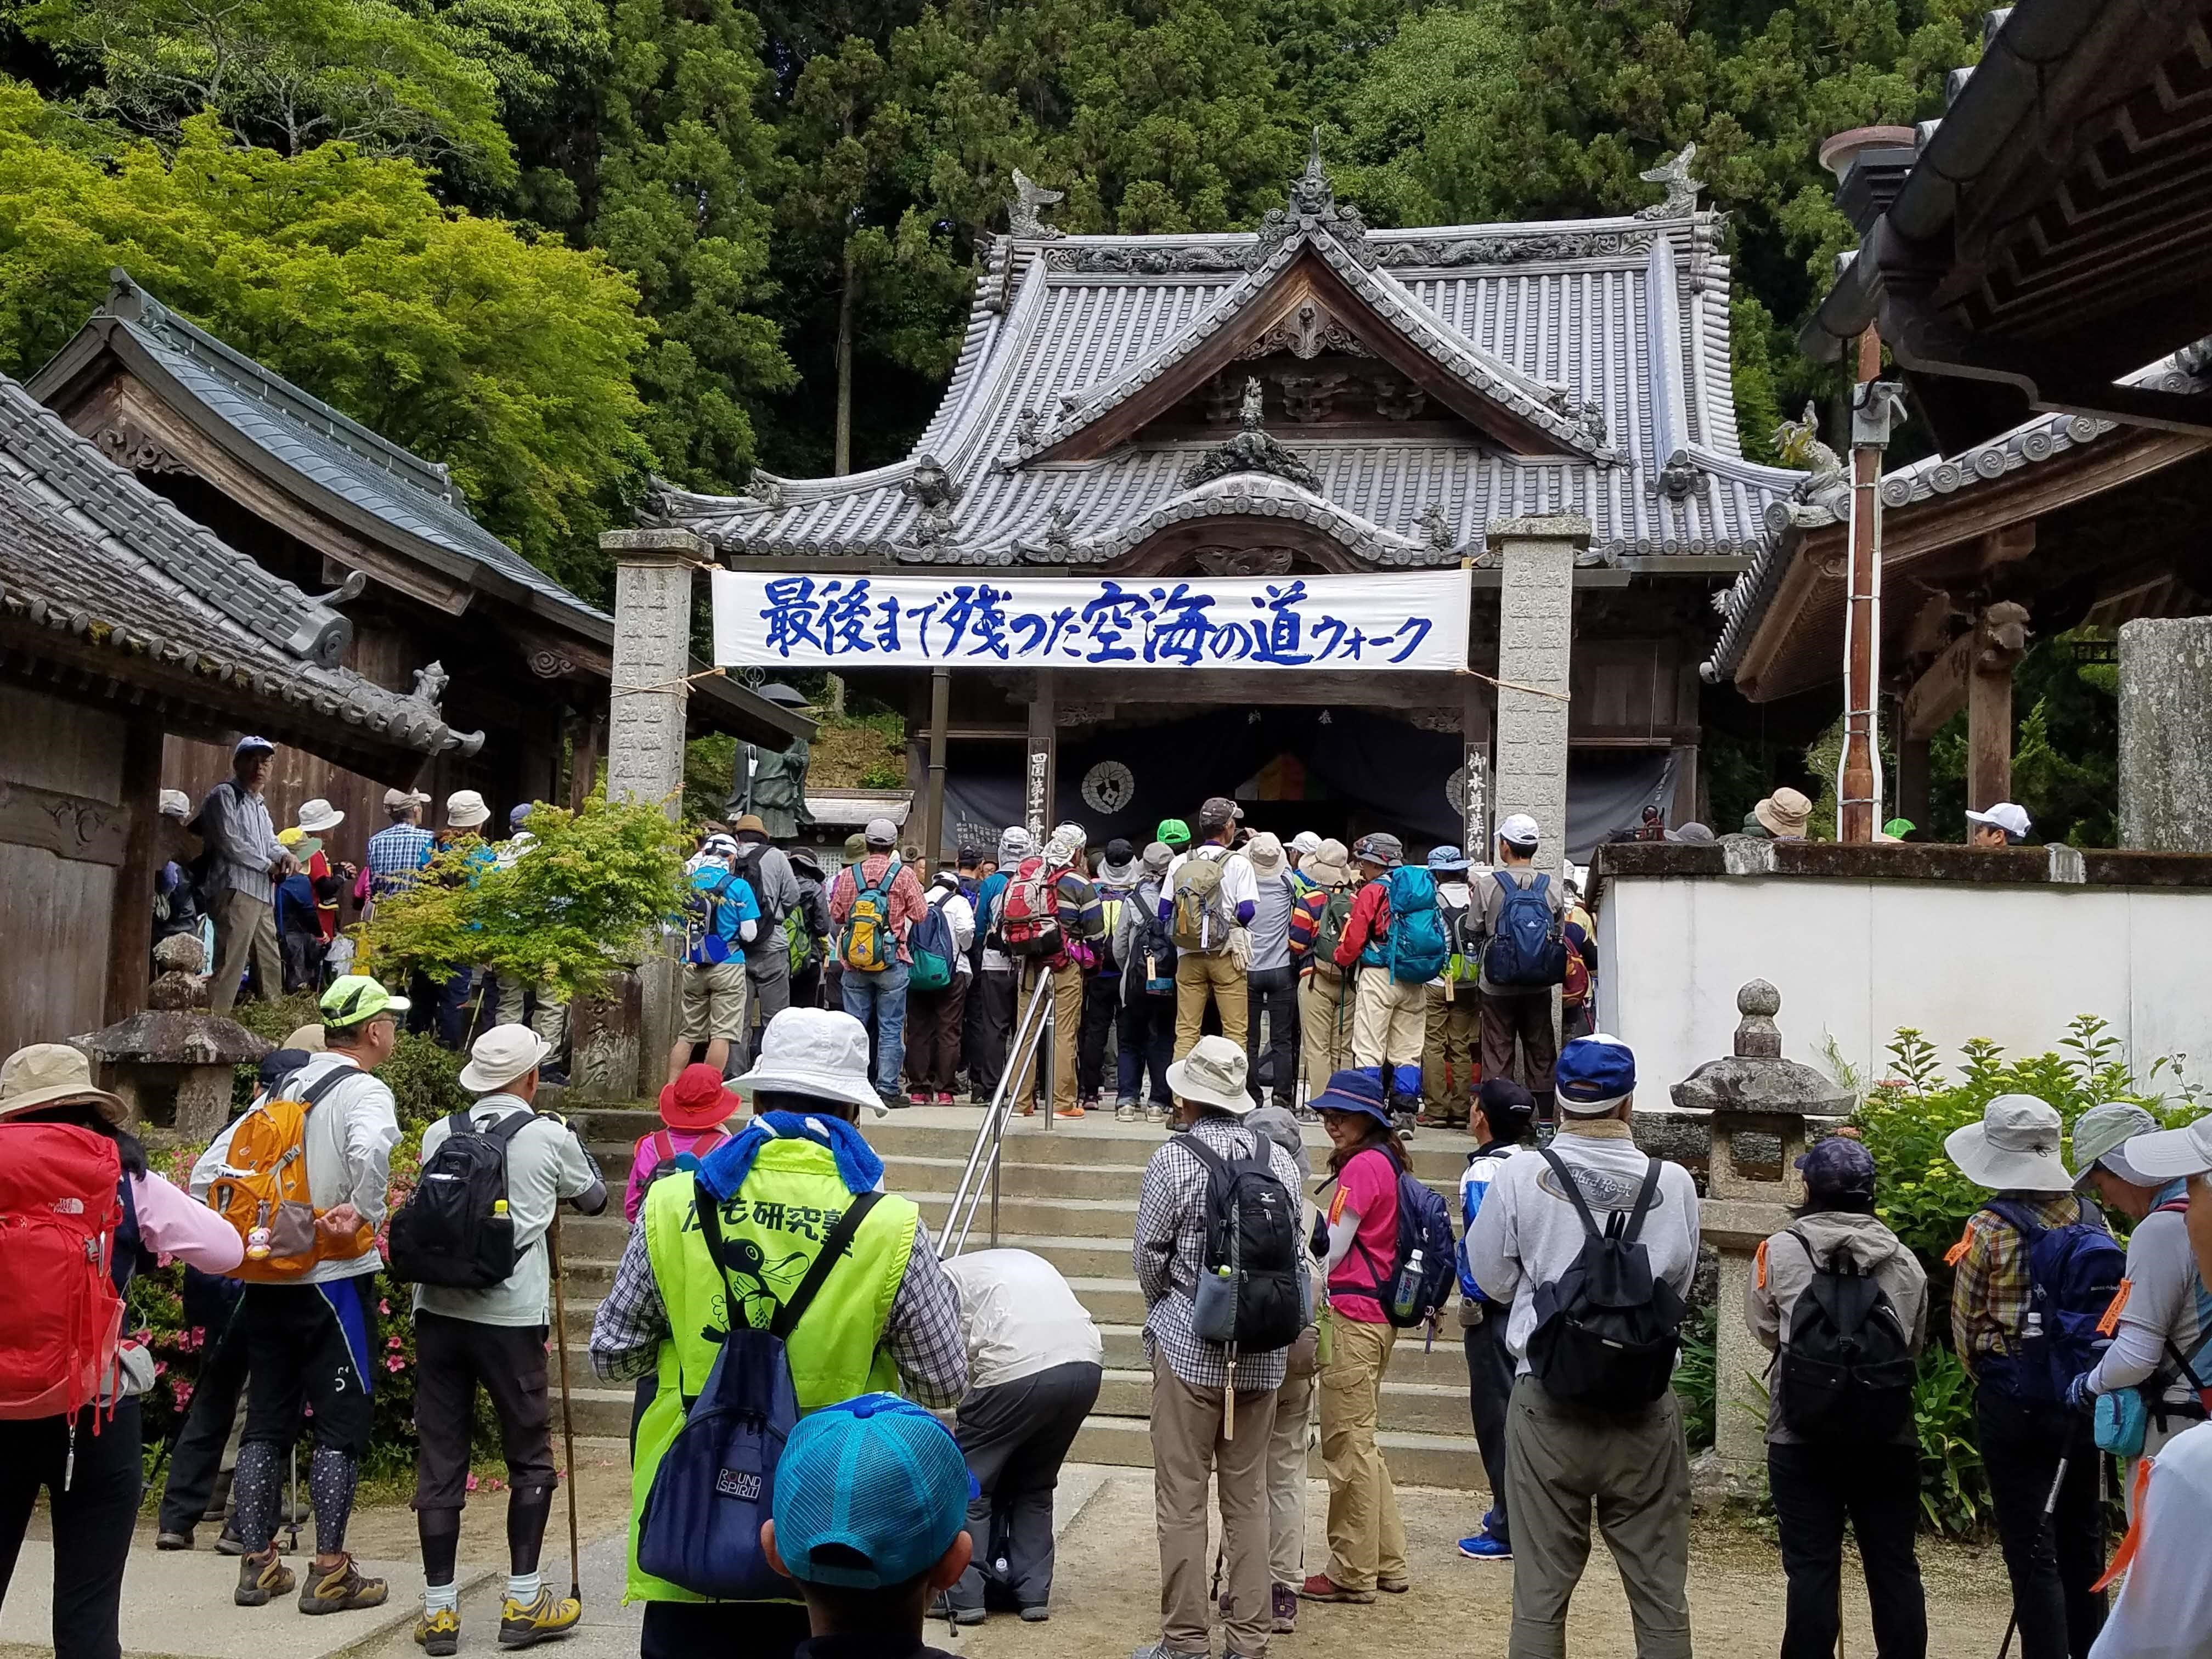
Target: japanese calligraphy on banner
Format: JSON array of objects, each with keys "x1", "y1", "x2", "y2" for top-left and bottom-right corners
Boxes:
[{"x1": 711, "y1": 569, "x2": 1470, "y2": 672}]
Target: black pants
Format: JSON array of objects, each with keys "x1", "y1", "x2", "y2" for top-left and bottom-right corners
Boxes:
[
  {"x1": 1246, "y1": 965, "x2": 1297, "y2": 1109},
  {"x1": 239, "y1": 1281, "x2": 376, "y2": 1459},
  {"x1": 1077, "y1": 973, "x2": 1118, "y2": 1098},
  {"x1": 1768, "y1": 1439, "x2": 1926, "y2": 1659},
  {"x1": 968, "y1": 969, "x2": 1016, "y2": 1096},
  {"x1": 1116, "y1": 991, "x2": 1174, "y2": 1107},
  {"x1": 1977, "y1": 1393, "x2": 2105, "y2": 1659},
  {"x1": 905, "y1": 974, "x2": 970, "y2": 1094},
  {"x1": 1463, "y1": 1313, "x2": 1515, "y2": 1547},
  {"x1": 789, "y1": 960, "x2": 823, "y2": 1012},
  {"x1": 641, "y1": 1598, "x2": 810, "y2": 1659},
  {"x1": 411, "y1": 1313, "x2": 556, "y2": 1511},
  {"x1": 948, "y1": 1361, "x2": 1103, "y2": 1613},
  {"x1": 0, "y1": 1398, "x2": 143, "y2": 1659},
  {"x1": 157, "y1": 1305, "x2": 252, "y2": 1534},
  {"x1": 1480, "y1": 991, "x2": 1558, "y2": 1120}
]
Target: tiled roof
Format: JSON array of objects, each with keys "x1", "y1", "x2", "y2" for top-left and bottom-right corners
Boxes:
[
  {"x1": 0, "y1": 375, "x2": 480, "y2": 761},
  {"x1": 644, "y1": 157, "x2": 1804, "y2": 568}
]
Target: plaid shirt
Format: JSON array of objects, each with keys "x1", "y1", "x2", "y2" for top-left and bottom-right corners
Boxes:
[
  {"x1": 588, "y1": 1182, "x2": 969, "y2": 1408},
  {"x1": 365, "y1": 821, "x2": 437, "y2": 898},
  {"x1": 1132, "y1": 1115, "x2": 1305, "y2": 1391},
  {"x1": 195, "y1": 779, "x2": 284, "y2": 904},
  {"x1": 1949, "y1": 1192, "x2": 2095, "y2": 1373},
  {"x1": 828, "y1": 854, "x2": 930, "y2": 964}
]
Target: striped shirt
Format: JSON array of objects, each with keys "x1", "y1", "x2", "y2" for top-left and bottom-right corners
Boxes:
[{"x1": 193, "y1": 778, "x2": 284, "y2": 904}]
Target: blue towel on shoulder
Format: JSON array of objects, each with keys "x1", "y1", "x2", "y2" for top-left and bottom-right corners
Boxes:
[{"x1": 696, "y1": 1110, "x2": 884, "y2": 1201}]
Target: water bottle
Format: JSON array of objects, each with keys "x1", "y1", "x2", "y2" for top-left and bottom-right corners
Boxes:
[{"x1": 1392, "y1": 1248, "x2": 1425, "y2": 1324}]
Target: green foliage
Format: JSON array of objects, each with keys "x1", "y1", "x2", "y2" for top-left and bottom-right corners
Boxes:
[
  {"x1": 1673, "y1": 1299, "x2": 1717, "y2": 1452},
  {"x1": 684, "y1": 731, "x2": 737, "y2": 826},
  {"x1": 1912, "y1": 1344, "x2": 1986, "y2": 1536},
  {"x1": 228, "y1": 992, "x2": 470, "y2": 1133},
  {"x1": 353, "y1": 794, "x2": 689, "y2": 998},
  {"x1": 0, "y1": 83, "x2": 652, "y2": 590},
  {"x1": 1928, "y1": 630, "x2": 2120, "y2": 849}
]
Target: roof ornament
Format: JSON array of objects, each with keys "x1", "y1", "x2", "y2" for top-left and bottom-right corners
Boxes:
[
  {"x1": 744, "y1": 470, "x2": 788, "y2": 510},
  {"x1": 1177, "y1": 375, "x2": 1323, "y2": 492},
  {"x1": 1008, "y1": 169, "x2": 1066, "y2": 240},
  {"x1": 305, "y1": 569, "x2": 368, "y2": 610},
  {"x1": 1250, "y1": 129, "x2": 1375, "y2": 270},
  {"x1": 1774, "y1": 400, "x2": 1849, "y2": 515},
  {"x1": 1418, "y1": 503, "x2": 1456, "y2": 555},
  {"x1": 1635, "y1": 144, "x2": 1704, "y2": 219},
  {"x1": 408, "y1": 660, "x2": 449, "y2": 708}
]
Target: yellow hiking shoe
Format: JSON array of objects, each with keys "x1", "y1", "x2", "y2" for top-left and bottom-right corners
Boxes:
[
  {"x1": 414, "y1": 1609, "x2": 461, "y2": 1656},
  {"x1": 498, "y1": 1588, "x2": 582, "y2": 1648},
  {"x1": 234, "y1": 1550, "x2": 295, "y2": 1607},
  {"x1": 298, "y1": 1554, "x2": 390, "y2": 1615}
]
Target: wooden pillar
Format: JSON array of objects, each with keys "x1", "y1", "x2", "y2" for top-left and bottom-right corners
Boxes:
[
  {"x1": 1670, "y1": 743, "x2": 1699, "y2": 829},
  {"x1": 104, "y1": 718, "x2": 163, "y2": 1022},
  {"x1": 1025, "y1": 671, "x2": 1056, "y2": 839},
  {"x1": 567, "y1": 710, "x2": 605, "y2": 812},
  {"x1": 922, "y1": 668, "x2": 950, "y2": 865},
  {"x1": 1897, "y1": 736, "x2": 1932, "y2": 829},
  {"x1": 1459, "y1": 676, "x2": 1488, "y2": 855},
  {"x1": 1967, "y1": 601, "x2": 2032, "y2": 811}
]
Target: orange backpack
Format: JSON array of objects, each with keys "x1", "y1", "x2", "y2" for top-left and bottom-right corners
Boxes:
[{"x1": 204, "y1": 1069, "x2": 374, "y2": 1281}]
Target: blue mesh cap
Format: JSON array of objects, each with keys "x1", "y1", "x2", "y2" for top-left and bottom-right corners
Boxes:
[{"x1": 772, "y1": 1393, "x2": 974, "y2": 1589}]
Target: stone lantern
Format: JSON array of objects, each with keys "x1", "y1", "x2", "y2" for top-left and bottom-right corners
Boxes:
[
  {"x1": 1671, "y1": 979, "x2": 1854, "y2": 1483},
  {"x1": 73, "y1": 934, "x2": 272, "y2": 1144}
]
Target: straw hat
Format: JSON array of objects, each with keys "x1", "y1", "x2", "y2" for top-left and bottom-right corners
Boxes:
[
  {"x1": 0, "y1": 1043, "x2": 126, "y2": 1126},
  {"x1": 1754, "y1": 788, "x2": 1813, "y2": 838}
]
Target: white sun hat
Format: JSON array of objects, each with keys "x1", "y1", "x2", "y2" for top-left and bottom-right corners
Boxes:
[
  {"x1": 734, "y1": 1008, "x2": 887, "y2": 1117},
  {"x1": 1944, "y1": 1093, "x2": 2073, "y2": 1193}
]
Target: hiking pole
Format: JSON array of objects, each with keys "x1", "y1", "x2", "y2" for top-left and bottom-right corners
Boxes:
[
  {"x1": 549, "y1": 1206, "x2": 584, "y2": 1606},
  {"x1": 1996, "y1": 1453, "x2": 2073, "y2": 1659},
  {"x1": 286, "y1": 1444, "x2": 301, "y2": 1555}
]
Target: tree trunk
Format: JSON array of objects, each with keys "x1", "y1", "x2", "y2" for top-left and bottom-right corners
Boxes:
[{"x1": 834, "y1": 238, "x2": 855, "y2": 477}]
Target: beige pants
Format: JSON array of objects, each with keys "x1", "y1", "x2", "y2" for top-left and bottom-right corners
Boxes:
[
  {"x1": 1351, "y1": 968, "x2": 1426, "y2": 1072},
  {"x1": 1267, "y1": 1326, "x2": 1319, "y2": 1586},
  {"x1": 1009, "y1": 958, "x2": 1084, "y2": 1112},
  {"x1": 1421, "y1": 985, "x2": 1481, "y2": 1124},
  {"x1": 1173, "y1": 951, "x2": 1246, "y2": 1060},
  {"x1": 1299, "y1": 968, "x2": 1355, "y2": 1089},
  {"x1": 1320, "y1": 1312, "x2": 1407, "y2": 1592},
  {"x1": 1150, "y1": 1362, "x2": 1278, "y2": 1657},
  {"x1": 208, "y1": 886, "x2": 280, "y2": 1015},
  {"x1": 495, "y1": 977, "x2": 569, "y2": 1052}
]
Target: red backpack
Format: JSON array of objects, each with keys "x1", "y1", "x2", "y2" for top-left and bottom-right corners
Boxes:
[
  {"x1": 0, "y1": 1123, "x2": 126, "y2": 1423},
  {"x1": 999, "y1": 855, "x2": 1064, "y2": 958}
]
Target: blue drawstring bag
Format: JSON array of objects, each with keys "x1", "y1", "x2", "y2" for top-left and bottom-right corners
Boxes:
[{"x1": 2095, "y1": 1387, "x2": 2149, "y2": 1459}]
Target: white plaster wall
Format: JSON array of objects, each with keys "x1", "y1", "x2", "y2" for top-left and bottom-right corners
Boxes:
[{"x1": 1597, "y1": 875, "x2": 2212, "y2": 1098}]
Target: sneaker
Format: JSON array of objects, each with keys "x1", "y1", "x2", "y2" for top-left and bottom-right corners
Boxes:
[
  {"x1": 908, "y1": 1088, "x2": 930, "y2": 1107},
  {"x1": 156, "y1": 1530, "x2": 194, "y2": 1551},
  {"x1": 1378, "y1": 1575, "x2": 1410, "y2": 1594},
  {"x1": 930, "y1": 1596, "x2": 986, "y2": 1628},
  {"x1": 498, "y1": 1587, "x2": 582, "y2": 1647},
  {"x1": 1115, "y1": 1101, "x2": 1137, "y2": 1122},
  {"x1": 1055, "y1": 1105, "x2": 1085, "y2": 1119},
  {"x1": 415, "y1": 1609, "x2": 461, "y2": 1656},
  {"x1": 1457, "y1": 1532, "x2": 1513, "y2": 1561},
  {"x1": 881, "y1": 1089, "x2": 909, "y2": 1111},
  {"x1": 1298, "y1": 1573, "x2": 1375, "y2": 1604},
  {"x1": 1292, "y1": 1104, "x2": 1321, "y2": 1124},
  {"x1": 234, "y1": 1550, "x2": 296, "y2": 1607},
  {"x1": 1271, "y1": 1582, "x2": 1299, "y2": 1631},
  {"x1": 1019, "y1": 1605, "x2": 1050, "y2": 1623},
  {"x1": 935, "y1": 1092, "x2": 959, "y2": 1106},
  {"x1": 298, "y1": 1555, "x2": 390, "y2": 1615}
]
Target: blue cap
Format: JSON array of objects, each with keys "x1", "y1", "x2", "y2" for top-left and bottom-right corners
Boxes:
[
  {"x1": 1426, "y1": 844, "x2": 1470, "y2": 872},
  {"x1": 1555, "y1": 1035, "x2": 1637, "y2": 1114},
  {"x1": 772, "y1": 1393, "x2": 972, "y2": 1589},
  {"x1": 233, "y1": 735, "x2": 275, "y2": 757},
  {"x1": 509, "y1": 802, "x2": 534, "y2": 827},
  {"x1": 1796, "y1": 1136, "x2": 1877, "y2": 1197},
  {"x1": 1307, "y1": 1068, "x2": 1392, "y2": 1130}
]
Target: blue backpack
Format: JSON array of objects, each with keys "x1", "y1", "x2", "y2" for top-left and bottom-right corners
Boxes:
[
  {"x1": 1342, "y1": 1148, "x2": 1458, "y2": 1329},
  {"x1": 907, "y1": 893, "x2": 957, "y2": 991},
  {"x1": 1482, "y1": 871, "x2": 1567, "y2": 987},
  {"x1": 1977, "y1": 1198, "x2": 2123, "y2": 1405},
  {"x1": 1383, "y1": 866, "x2": 1448, "y2": 983},
  {"x1": 636, "y1": 1187, "x2": 881, "y2": 1599}
]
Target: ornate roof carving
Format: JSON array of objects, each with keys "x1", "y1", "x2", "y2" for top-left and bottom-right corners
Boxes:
[
  {"x1": 1008, "y1": 170, "x2": 1066, "y2": 240},
  {"x1": 1251, "y1": 132, "x2": 1375, "y2": 270},
  {"x1": 1177, "y1": 376, "x2": 1323, "y2": 492},
  {"x1": 1637, "y1": 145, "x2": 1705, "y2": 219}
]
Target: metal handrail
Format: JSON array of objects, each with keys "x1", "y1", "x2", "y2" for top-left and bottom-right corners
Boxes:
[{"x1": 936, "y1": 968, "x2": 1056, "y2": 1257}]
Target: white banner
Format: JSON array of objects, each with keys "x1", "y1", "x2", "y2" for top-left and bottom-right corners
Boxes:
[{"x1": 712, "y1": 569, "x2": 1468, "y2": 672}]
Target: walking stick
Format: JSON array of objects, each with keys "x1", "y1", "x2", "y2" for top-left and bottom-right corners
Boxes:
[
  {"x1": 548, "y1": 1206, "x2": 584, "y2": 1605},
  {"x1": 1995, "y1": 1452, "x2": 2072, "y2": 1659}
]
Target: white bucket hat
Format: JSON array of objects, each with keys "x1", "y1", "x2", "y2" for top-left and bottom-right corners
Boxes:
[
  {"x1": 1945, "y1": 1093, "x2": 2073, "y2": 1192},
  {"x1": 2125, "y1": 1114, "x2": 2212, "y2": 1181},
  {"x1": 447, "y1": 788, "x2": 491, "y2": 829},
  {"x1": 459, "y1": 1024, "x2": 552, "y2": 1093},
  {"x1": 296, "y1": 798, "x2": 346, "y2": 834},
  {"x1": 1164, "y1": 1035, "x2": 1254, "y2": 1116},
  {"x1": 733, "y1": 1007, "x2": 887, "y2": 1117}
]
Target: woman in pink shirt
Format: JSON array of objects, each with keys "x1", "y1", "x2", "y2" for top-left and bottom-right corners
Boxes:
[
  {"x1": 1302, "y1": 1069, "x2": 1412, "y2": 1607},
  {"x1": 624, "y1": 1063, "x2": 744, "y2": 1223}
]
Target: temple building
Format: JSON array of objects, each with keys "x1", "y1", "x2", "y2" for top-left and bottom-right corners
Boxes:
[{"x1": 645, "y1": 144, "x2": 1808, "y2": 859}]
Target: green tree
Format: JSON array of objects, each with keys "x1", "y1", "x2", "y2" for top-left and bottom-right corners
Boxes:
[{"x1": 0, "y1": 83, "x2": 652, "y2": 589}]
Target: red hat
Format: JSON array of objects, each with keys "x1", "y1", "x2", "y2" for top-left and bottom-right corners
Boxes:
[{"x1": 658, "y1": 1063, "x2": 744, "y2": 1132}]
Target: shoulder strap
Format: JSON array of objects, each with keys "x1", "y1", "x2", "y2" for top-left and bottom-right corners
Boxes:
[
  {"x1": 444, "y1": 1109, "x2": 473, "y2": 1141},
  {"x1": 768, "y1": 1190, "x2": 885, "y2": 1340},
  {"x1": 1785, "y1": 1227, "x2": 1825, "y2": 1272},
  {"x1": 1537, "y1": 1145, "x2": 1605, "y2": 1240},
  {"x1": 653, "y1": 1128, "x2": 676, "y2": 1164},
  {"x1": 1617, "y1": 1156, "x2": 1664, "y2": 1246},
  {"x1": 1178, "y1": 1134, "x2": 1232, "y2": 1181},
  {"x1": 297, "y1": 1068, "x2": 356, "y2": 1110},
  {"x1": 486, "y1": 1110, "x2": 534, "y2": 1148}
]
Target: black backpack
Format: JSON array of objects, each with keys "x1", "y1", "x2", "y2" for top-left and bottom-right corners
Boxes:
[
  {"x1": 1775, "y1": 1229, "x2": 1916, "y2": 1440},
  {"x1": 387, "y1": 1110, "x2": 536, "y2": 1289},
  {"x1": 732, "y1": 843, "x2": 787, "y2": 929},
  {"x1": 1526, "y1": 1148, "x2": 1686, "y2": 1411},
  {"x1": 1182, "y1": 1134, "x2": 1304, "y2": 1353}
]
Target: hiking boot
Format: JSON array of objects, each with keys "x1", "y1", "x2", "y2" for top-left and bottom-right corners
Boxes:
[
  {"x1": 415, "y1": 1609, "x2": 461, "y2": 1656},
  {"x1": 880, "y1": 1088, "x2": 909, "y2": 1112},
  {"x1": 1457, "y1": 1531, "x2": 1512, "y2": 1561},
  {"x1": 1272, "y1": 1582, "x2": 1299, "y2": 1632},
  {"x1": 156, "y1": 1529, "x2": 194, "y2": 1551},
  {"x1": 235, "y1": 1550, "x2": 296, "y2": 1606},
  {"x1": 498, "y1": 1588, "x2": 582, "y2": 1647},
  {"x1": 1115, "y1": 1100, "x2": 1137, "y2": 1123},
  {"x1": 1298, "y1": 1572, "x2": 1375, "y2": 1604},
  {"x1": 298, "y1": 1555, "x2": 390, "y2": 1614},
  {"x1": 215, "y1": 1527, "x2": 246, "y2": 1557},
  {"x1": 930, "y1": 1596, "x2": 985, "y2": 1627},
  {"x1": 1377, "y1": 1575, "x2": 1410, "y2": 1594}
]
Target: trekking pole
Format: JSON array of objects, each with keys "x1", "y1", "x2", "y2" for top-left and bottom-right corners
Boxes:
[
  {"x1": 1995, "y1": 1453, "x2": 2072, "y2": 1659},
  {"x1": 286, "y1": 1444, "x2": 301, "y2": 1555},
  {"x1": 549, "y1": 1207, "x2": 584, "y2": 1606}
]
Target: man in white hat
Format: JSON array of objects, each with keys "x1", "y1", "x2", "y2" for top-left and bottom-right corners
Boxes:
[
  {"x1": 407, "y1": 1026, "x2": 606, "y2": 1655},
  {"x1": 364, "y1": 786, "x2": 436, "y2": 909},
  {"x1": 1477, "y1": 814, "x2": 1567, "y2": 1124},
  {"x1": 1967, "y1": 802, "x2": 2034, "y2": 848},
  {"x1": 590, "y1": 1008, "x2": 967, "y2": 1659},
  {"x1": 424, "y1": 791, "x2": 499, "y2": 1047},
  {"x1": 1946, "y1": 1095, "x2": 2113, "y2": 1659},
  {"x1": 968, "y1": 826, "x2": 1035, "y2": 1099},
  {"x1": 196, "y1": 735, "x2": 297, "y2": 1013},
  {"x1": 1131, "y1": 1035, "x2": 1304, "y2": 1659},
  {"x1": 291, "y1": 798, "x2": 352, "y2": 944}
]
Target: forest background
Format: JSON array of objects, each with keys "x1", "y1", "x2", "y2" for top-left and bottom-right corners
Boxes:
[{"x1": 0, "y1": 0, "x2": 2117, "y2": 838}]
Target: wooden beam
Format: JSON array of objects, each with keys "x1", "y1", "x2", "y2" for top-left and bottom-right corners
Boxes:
[
  {"x1": 1024, "y1": 672, "x2": 1055, "y2": 839},
  {"x1": 922, "y1": 668, "x2": 950, "y2": 865},
  {"x1": 1898, "y1": 735, "x2": 1932, "y2": 828},
  {"x1": 1967, "y1": 602, "x2": 2033, "y2": 810},
  {"x1": 104, "y1": 718, "x2": 162, "y2": 1021},
  {"x1": 1901, "y1": 631, "x2": 1974, "y2": 741}
]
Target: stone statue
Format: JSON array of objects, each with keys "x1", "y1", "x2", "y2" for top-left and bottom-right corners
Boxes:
[
  {"x1": 409, "y1": 659, "x2": 450, "y2": 707},
  {"x1": 1636, "y1": 144, "x2": 1704, "y2": 219},
  {"x1": 1774, "y1": 401, "x2": 1846, "y2": 499},
  {"x1": 1009, "y1": 169, "x2": 1066, "y2": 239},
  {"x1": 1239, "y1": 374, "x2": 1266, "y2": 431},
  {"x1": 726, "y1": 736, "x2": 814, "y2": 839}
]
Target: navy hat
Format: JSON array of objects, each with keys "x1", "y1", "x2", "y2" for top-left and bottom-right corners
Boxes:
[
  {"x1": 1308, "y1": 1068, "x2": 1392, "y2": 1131},
  {"x1": 256, "y1": 1048, "x2": 311, "y2": 1090},
  {"x1": 1476, "y1": 1077, "x2": 1536, "y2": 1134},
  {"x1": 1554, "y1": 1035, "x2": 1637, "y2": 1115},
  {"x1": 509, "y1": 802, "x2": 534, "y2": 827},
  {"x1": 1797, "y1": 1136, "x2": 1877, "y2": 1198},
  {"x1": 1426, "y1": 844, "x2": 1470, "y2": 873},
  {"x1": 772, "y1": 1393, "x2": 974, "y2": 1589}
]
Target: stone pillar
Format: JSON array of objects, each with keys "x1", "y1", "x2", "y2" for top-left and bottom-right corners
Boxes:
[
  {"x1": 2120, "y1": 617, "x2": 2212, "y2": 850},
  {"x1": 1491, "y1": 514, "x2": 1587, "y2": 876},
  {"x1": 1672, "y1": 980, "x2": 1853, "y2": 1488},
  {"x1": 604, "y1": 527, "x2": 706, "y2": 1093}
]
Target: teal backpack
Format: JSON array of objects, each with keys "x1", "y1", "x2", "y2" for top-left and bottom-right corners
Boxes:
[{"x1": 1384, "y1": 865, "x2": 1448, "y2": 982}]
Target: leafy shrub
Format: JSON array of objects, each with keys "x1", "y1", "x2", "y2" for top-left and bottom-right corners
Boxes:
[
  {"x1": 1674, "y1": 1301, "x2": 1717, "y2": 1452},
  {"x1": 228, "y1": 994, "x2": 468, "y2": 1135}
]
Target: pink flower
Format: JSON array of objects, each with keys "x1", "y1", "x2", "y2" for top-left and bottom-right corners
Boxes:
[
  {"x1": 379, "y1": 1299, "x2": 392, "y2": 1316},
  {"x1": 153, "y1": 1361, "x2": 167, "y2": 1378},
  {"x1": 465, "y1": 1474, "x2": 479, "y2": 1493},
  {"x1": 385, "y1": 1356, "x2": 405, "y2": 1373},
  {"x1": 387, "y1": 1335, "x2": 404, "y2": 1351},
  {"x1": 172, "y1": 1383, "x2": 194, "y2": 1408}
]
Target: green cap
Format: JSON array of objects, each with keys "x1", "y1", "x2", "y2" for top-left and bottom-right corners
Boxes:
[
  {"x1": 1156, "y1": 817, "x2": 1192, "y2": 849},
  {"x1": 1883, "y1": 817, "x2": 1916, "y2": 839},
  {"x1": 319, "y1": 975, "x2": 410, "y2": 1029}
]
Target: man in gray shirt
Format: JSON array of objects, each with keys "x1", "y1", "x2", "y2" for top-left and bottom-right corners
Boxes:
[
  {"x1": 195, "y1": 735, "x2": 295, "y2": 1014},
  {"x1": 1242, "y1": 833, "x2": 1301, "y2": 1111},
  {"x1": 731, "y1": 815, "x2": 801, "y2": 1064}
]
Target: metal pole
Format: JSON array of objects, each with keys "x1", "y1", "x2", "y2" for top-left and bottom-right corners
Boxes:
[{"x1": 923, "y1": 667, "x2": 950, "y2": 866}]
